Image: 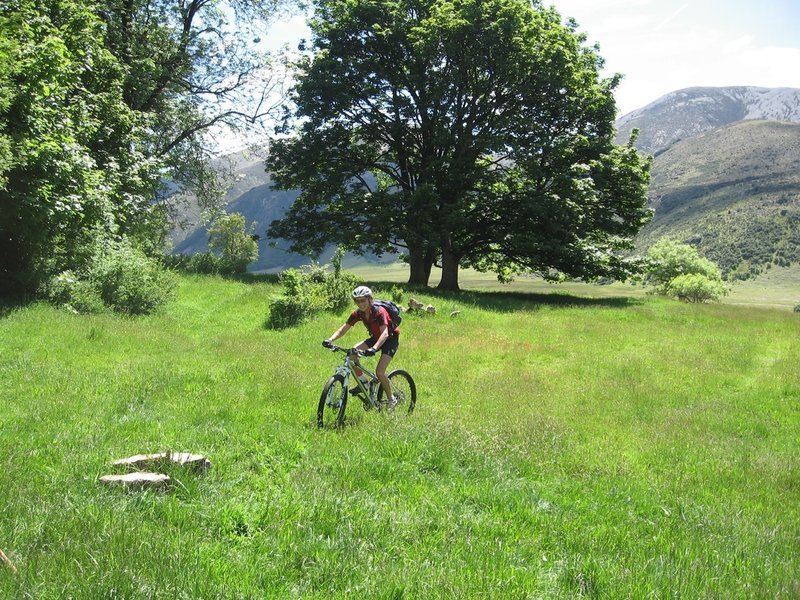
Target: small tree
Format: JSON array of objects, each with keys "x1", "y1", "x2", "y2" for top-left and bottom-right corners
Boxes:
[
  {"x1": 644, "y1": 239, "x2": 727, "y2": 302},
  {"x1": 668, "y1": 274, "x2": 727, "y2": 303},
  {"x1": 208, "y1": 213, "x2": 259, "y2": 274}
]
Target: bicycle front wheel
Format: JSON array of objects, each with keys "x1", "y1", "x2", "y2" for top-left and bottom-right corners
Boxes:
[
  {"x1": 318, "y1": 374, "x2": 347, "y2": 428},
  {"x1": 377, "y1": 369, "x2": 416, "y2": 415}
]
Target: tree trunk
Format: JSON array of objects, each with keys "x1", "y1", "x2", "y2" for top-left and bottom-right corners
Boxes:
[
  {"x1": 408, "y1": 245, "x2": 431, "y2": 286},
  {"x1": 438, "y1": 241, "x2": 460, "y2": 291}
]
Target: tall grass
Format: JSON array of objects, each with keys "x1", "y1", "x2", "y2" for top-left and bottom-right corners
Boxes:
[{"x1": 1, "y1": 274, "x2": 798, "y2": 598}]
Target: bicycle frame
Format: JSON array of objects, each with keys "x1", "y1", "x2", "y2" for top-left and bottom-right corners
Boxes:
[{"x1": 329, "y1": 345, "x2": 382, "y2": 408}]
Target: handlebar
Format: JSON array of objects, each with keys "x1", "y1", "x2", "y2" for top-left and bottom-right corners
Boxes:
[{"x1": 323, "y1": 343, "x2": 366, "y2": 357}]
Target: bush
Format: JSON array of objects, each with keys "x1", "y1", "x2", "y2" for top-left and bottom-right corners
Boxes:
[
  {"x1": 389, "y1": 285, "x2": 405, "y2": 306},
  {"x1": 644, "y1": 239, "x2": 726, "y2": 299},
  {"x1": 92, "y1": 241, "x2": 177, "y2": 315},
  {"x1": 265, "y1": 252, "x2": 362, "y2": 329},
  {"x1": 161, "y1": 252, "x2": 223, "y2": 275},
  {"x1": 667, "y1": 274, "x2": 728, "y2": 303},
  {"x1": 42, "y1": 271, "x2": 105, "y2": 314},
  {"x1": 42, "y1": 241, "x2": 176, "y2": 315},
  {"x1": 794, "y1": 304, "x2": 800, "y2": 313},
  {"x1": 187, "y1": 252, "x2": 223, "y2": 275}
]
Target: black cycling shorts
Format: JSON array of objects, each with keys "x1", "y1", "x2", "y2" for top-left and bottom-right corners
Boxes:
[{"x1": 365, "y1": 335, "x2": 399, "y2": 357}]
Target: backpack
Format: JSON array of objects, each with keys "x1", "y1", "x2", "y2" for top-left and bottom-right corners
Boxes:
[{"x1": 372, "y1": 299, "x2": 402, "y2": 331}]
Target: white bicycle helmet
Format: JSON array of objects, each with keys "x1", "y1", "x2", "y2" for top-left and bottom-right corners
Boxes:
[{"x1": 351, "y1": 285, "x2": 373, "y2": 298}]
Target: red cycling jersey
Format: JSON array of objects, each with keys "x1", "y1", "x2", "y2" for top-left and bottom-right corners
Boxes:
[{"x1": 347, "y1": 304, "x2": 399, "y2": 339}]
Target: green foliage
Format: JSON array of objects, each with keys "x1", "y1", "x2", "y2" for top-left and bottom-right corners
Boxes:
[
  {"x1": 268, "y1": 0, "x2": 651, "y2": 290},
  {"x1": 389, "y1": 285, "x2": 405, "y2": 306},
  {"x1": 43, "y1": 240, "x2": 176, "y2": 315},
  {"x1": 162, "y1": 252, "x2": 225, "y2": 275},
  {"x1": 0, "y1": 0, "x2": 159, "y2": 295},
  {"x1": 41, "y1": 271, "x2": 106, "y2": 314},
  {"x1": 667, "y1": 273, "x2": 727, "y2": 303},
  {"x1": 92, "y1": 241, "x2": 177, "y2": 314},
  {"x1": 265, "y1": 259, "x2": 362, "y2": 329},
  {"x1": 644, "y1": 239, "x2": 726, "y2": 302},
  {"x1": 0, "y1": 0, "x2": 288, "y2": 298},
  {"x1": 208, "y1": 212, "x2": 259, "y2": 274},
  {"x1": 794, "y1": 303, "x2": 800, "y2": 313}
]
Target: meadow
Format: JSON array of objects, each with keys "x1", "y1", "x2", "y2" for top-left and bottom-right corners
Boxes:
[{"x1": 1, "y1": 272, "x2": 798, "y2": 598}]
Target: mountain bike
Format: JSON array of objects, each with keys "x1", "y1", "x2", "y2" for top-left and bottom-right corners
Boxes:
[{"x1": 318, "y1": 344, "x2": 416, "y2": 428}]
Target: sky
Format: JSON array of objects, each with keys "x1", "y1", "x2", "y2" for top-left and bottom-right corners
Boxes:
[
  {"x1": 547, "y1": 0, "x2": 800, "y2": 115},
  {"x1": 262, "y1": 0, "x2": 800, "y2": 117}
]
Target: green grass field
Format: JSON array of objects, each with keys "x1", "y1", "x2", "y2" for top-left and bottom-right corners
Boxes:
[{"x1": 1, "y1": 273, "x2": 798, "y2": 598}]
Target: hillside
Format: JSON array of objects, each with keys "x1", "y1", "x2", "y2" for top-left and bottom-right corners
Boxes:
[
  {"x1": 170, "y1": 153, "x2": 396, "y2": 272},
  {"x1": 636, "y1": 120, "x2": 800, "y2": 279},
  {"x1": 616, "y1": 86, "x2": 800, "y2": 155}
]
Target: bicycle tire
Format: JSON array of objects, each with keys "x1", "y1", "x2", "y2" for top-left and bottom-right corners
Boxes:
[
  {"x1": 318, "y1": 374, "x2": 347, "y2": 428},
  {"x1": 377, "y1": 369, "x2": 416, "y2": 415}
]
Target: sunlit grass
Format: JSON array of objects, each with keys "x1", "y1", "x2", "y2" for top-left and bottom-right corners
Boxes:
[{"x1": 1, "y1": 274, "x2": 798, "y2": 598}]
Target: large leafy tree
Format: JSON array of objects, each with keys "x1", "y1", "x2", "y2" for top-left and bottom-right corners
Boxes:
[
  {"x1": 267, "y1": 0, "x2": 652, "y2": 290},
  {"x1": 0, "y1": 0, "x2": 288, "y2": 296},
  {"x1": 0, "y1": 0, "x2": 153, "y2": 295},
  {"x1": 102, "y1": 0, "x2": 289, "y2": 208}
]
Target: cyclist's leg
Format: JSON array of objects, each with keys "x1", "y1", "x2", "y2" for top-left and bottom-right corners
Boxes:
[{"x1": 376, "y1": 337, "x2": 398, "y2": 399}]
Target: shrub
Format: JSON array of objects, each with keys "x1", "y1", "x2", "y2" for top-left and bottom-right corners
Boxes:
[
  {"x1": 265, "y1": 252, "x2": 362, "y2": 329},
  {"x1": 667, "y1": 274, "x2": 728, "y2": 303},
  {"x1": 389, "y1": 285, "x2": 405, "y2": 305},
  {"x1": 92, "y1": 241, "x2": 177, "y2": 315},
  {"x1": 644, "y1": 239, "x2": 726, "y2": 299},
  {"x1": 794, "y1": 304, "x2": 800, "y2": 313},
  {"x1": 42, "y1": 240, "x2": 176, "y2": 315},
  {"x1": 42, "y1": 271, "x2": 105, "y2": 314},
  {"x1": 187, "y1": 252, "x2": 223, "y2": 275},
  {"x1": 161, "y1": 252, "x2": 223, "y2": 275}
]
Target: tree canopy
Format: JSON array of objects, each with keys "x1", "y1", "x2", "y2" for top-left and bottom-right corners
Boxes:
[
  {"x1": 267, "y1": 0, "x2": 652, "y2": 290},
  {"x1": 0, "y1": 0, "x2": 287, "y2": 297}
]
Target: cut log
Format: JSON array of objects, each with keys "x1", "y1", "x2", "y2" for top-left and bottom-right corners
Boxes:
[
  {"x1": 99, "y1": 472, "x2": 171, "y2": 490},
  {"x1": 112, "y1": 452, "x2": 211, "y2": 472},
  {"x1": 408, "y1": 298, "x2": 424, "y2": 311}
]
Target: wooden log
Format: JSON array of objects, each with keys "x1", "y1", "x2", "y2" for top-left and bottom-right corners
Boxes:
[
  {"x1": 99, "y1": 472, "x2": 171, "y2": 490},
  {"x1": 112, "y1": 452, "x2": 211, "y2": 473}
]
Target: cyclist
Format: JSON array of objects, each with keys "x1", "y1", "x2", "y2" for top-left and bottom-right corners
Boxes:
[{"x1": 323, "y1": 286, "x2": 399, "y2": 406}]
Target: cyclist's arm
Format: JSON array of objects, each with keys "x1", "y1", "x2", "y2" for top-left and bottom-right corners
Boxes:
[
  {"x1": 327, "y1": 322, "x2": 352, "y2": 343},
  {"x1": 370, "y1": 324, "x2": 389, "y2": 351}
]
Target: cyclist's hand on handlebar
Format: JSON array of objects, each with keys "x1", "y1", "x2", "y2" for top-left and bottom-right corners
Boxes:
[
  {"x1": 322, "y1": 340, "x2": 333, "y2": 349},
  {"x1": 362, "y1": 347, "x2": 376, "y2": 357}
]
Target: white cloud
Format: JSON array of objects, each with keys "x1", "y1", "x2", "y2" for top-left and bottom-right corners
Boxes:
[{"x1": 547, "y1": 0, "x2": 800, "y2": 115}]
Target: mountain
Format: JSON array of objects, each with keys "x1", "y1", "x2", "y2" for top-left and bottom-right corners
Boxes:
[
  {"x1": 634, "y1": 119, "x2": 800, "y2": 279},
  {"x1": 616, "y1": 86, "x2": 800, "y2": 155},
  {"x1": 170, "y1": 152, "x2": 396, "y2": 272}
]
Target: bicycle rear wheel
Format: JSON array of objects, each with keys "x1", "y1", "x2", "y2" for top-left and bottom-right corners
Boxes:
[
  {"x1": 318, "y1": 374, "x2": 347, "y2": 428},
  {"x1": 377, "y1": 369, "x2": 416, "y2": 415}
]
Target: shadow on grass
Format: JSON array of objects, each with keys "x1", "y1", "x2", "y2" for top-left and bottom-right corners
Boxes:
[
  {"x1": 365, "y1": 280, "x2": 643, "y2": 313},
  {"x1": 0, "y1": 296, "x2": 32, "y2": 319}
]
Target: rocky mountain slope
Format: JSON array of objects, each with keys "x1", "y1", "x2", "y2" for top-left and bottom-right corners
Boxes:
[
  {"x1": 635, "y1": 119, "x2": 800, "y2": 279},
  {"x1": 616, "y1": 86, "x2": 800, "y2": 155}
]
